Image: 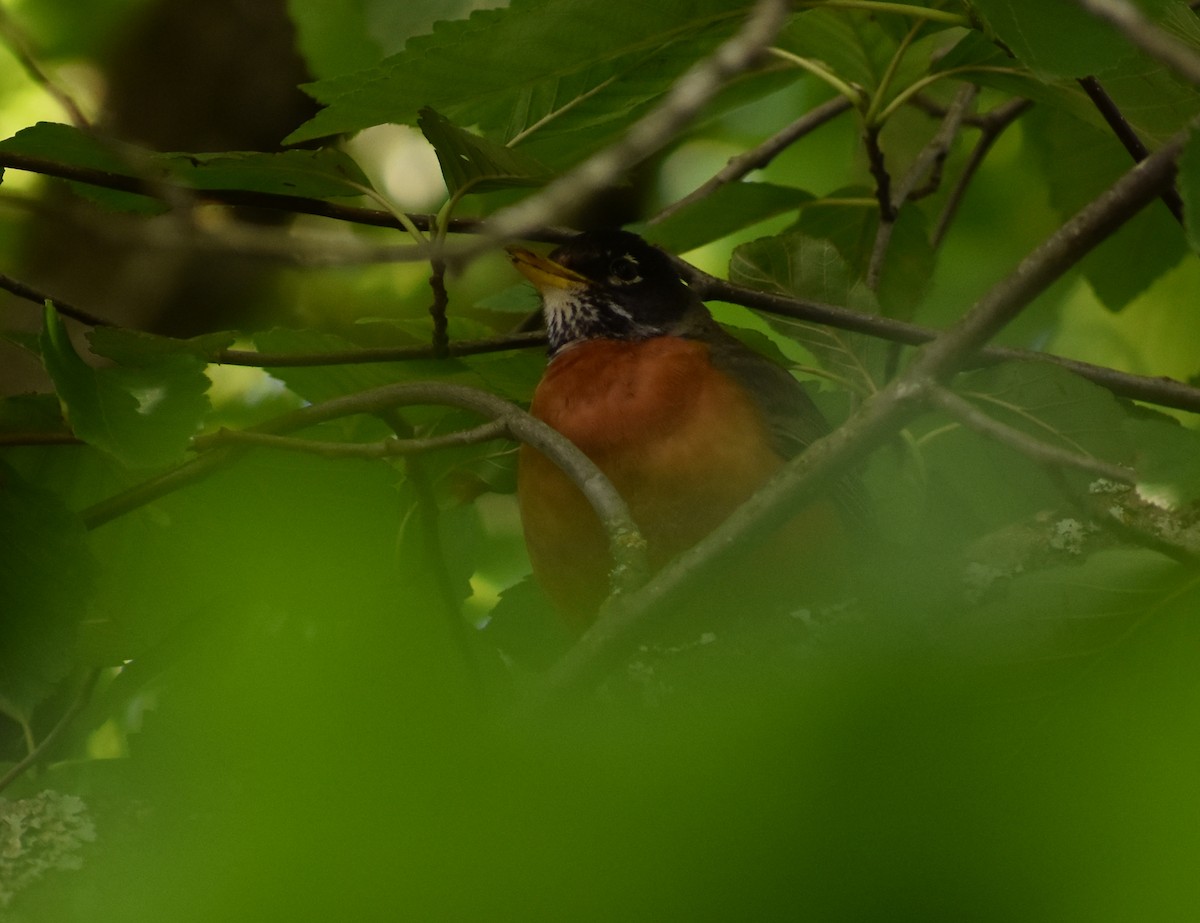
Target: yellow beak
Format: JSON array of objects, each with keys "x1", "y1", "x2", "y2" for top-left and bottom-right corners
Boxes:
[{"x1": 505, "y1": 245, "x2": 589, "y2": 292}]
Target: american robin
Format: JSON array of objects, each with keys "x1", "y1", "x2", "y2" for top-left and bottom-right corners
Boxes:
[{"x1": 508, "y1": 229, "x2": 852, "y2": 630}]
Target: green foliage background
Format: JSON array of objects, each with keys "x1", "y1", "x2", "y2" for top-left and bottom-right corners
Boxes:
[{"x1": 2, "y1": 0, "x2": 1200, "y2": 919}]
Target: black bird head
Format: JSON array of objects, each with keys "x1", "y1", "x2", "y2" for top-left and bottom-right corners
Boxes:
[{"x1": 507, "y1": 230, "x2": 700, "y2": 357}]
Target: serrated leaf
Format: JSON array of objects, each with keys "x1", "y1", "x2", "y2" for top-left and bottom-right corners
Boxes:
[
  {"x1": 729, "y1": 232, "x2": 885, "y2": 394},
  {"x1": 418, "y1": 107, "x2": 552, "y2": 198},
  {"x1": 40, "y1": 306, "x2": 211, "y2": 468},
  {"x1": 1023, "y1": 107, "x2": 1186, "y2": 311},
  {"x1": 1126, "y1": 414, "x2": 1200, "y2": 507},
  {"x1": 954, "y1": 360, "x2": 1135, "y2": 463},
  {"x1": 88, "y1": 327, "x2": 236, "y2": 363},
  {"x1": 643, "y1": 182, "x2": 813, "y2": 254},
  {"x1": 968, "y1": 0, "x2": 1137, "y2": 79},
  {"x1": 0, "y1": 123, "x2": 370, "y2": 211},
  {"x1": 791, "y1": 191, "x2": 935, "y2": 318},
  {"x1": 286, "y1": 0, "x2": 753, "y2": 145}
]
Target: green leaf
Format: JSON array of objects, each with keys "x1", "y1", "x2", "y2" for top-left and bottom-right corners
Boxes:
[
  {"x1": 643, "y1": 183, "x2": 813, "y2": 254},
  {"x1": 973, "y1": 547, "x2": 1182, "y2": 660},
  {"x1": 1023, "y1": 107, "x2": 1186, "y2": 311},
  {"x1": 286, "y1": 0, "x2": 753, "y2": 144},
  {"x1": 39, "y1": 307, "x2": 211, "y2": 468},
  {"x1": 791, "y1": 191, "x2": 935, "y2": 318},
  {"x1": 1126, "y1": 413, "x2": 1200, "y2": 507},
  {"x1": 288, "y1": 0, "x2": 502, "y2": 79},
  {"x1": 417, "y1": 107, "x2": 553, "y2": 198},
  {"x1": 0, "y1": 123, "x2": 371, "y2": 211},
  {"x1": 729, "y1": 232, "x2": 885, "y2": 394},
  {"x1": 778, "y1": 8, "x2": 898, "y2": 94},
  {"x1": 954, "y1": 360, "x2": 1135, "y2": 464},
  {"x1": 968, "y1": 0, "x2": 1137, "y2": 79},
  {"x1": 0, "y1": 393, "x2": 70, "y2": 437}
]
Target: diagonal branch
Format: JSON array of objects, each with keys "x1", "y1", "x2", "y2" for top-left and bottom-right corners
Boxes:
[
  {"x1": 467, "y1": 0, "x2": 791, "y2": 253},
  {"x1": 933, "y1": 97, "x2": 1032, "y2": 246},
  {"x1": 1077, "y1": 75, "x2": 1185, "y2": 223},
  {"x1": 537, "y1": 123, "x2": 1189, "y2": 697},
  {"x1": 648, "y1": 95, "x2": 853, "y2": 225}
]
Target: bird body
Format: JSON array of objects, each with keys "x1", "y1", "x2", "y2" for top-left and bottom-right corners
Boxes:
[{"x1": 509, "y1": 231, "x2": 848, "y2": 628}]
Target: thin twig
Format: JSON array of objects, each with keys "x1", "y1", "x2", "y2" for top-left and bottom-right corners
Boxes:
[
  {"x1": 681, "y1": 264, "x2": 1200, "y2": 415},
  {"x1": 1077, "y1": 75, "x2": 1185, "y2": 224},
  {"x1": 868, "y1": 83, "x2": 976, "y2": 288},
  {"x1": 428, "y1": 258, "x2": 450, "y2": 358},
  {"x1": 863, "y1": 124, "x2": 895, "y2": 222},
  {"x1": 192, "y1": 421, "x2": 508, "y2": 458},
  {"x1": 0, "y1": 273, "x2": 116, "y2": 327},
  {"x1": 0, "y1": 6, "x2": 90, "y2": 130},
  {"x1": 649, "y1": 95, "x2": 852, "y2": 225},
  {"x1": 933, "y1": 97, "x2": 1033, "y2": 246},
  {"x1": 925, "y1": 384, "x2": 1135, "y2": 483},
  {"x1": 0, "y1": 149, "x2": 577, "y2": 248}
]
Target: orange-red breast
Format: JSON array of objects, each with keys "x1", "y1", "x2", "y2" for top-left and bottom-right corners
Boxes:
[{"x1": 508, "y1": 230, "x2": 850, "y2": 630}]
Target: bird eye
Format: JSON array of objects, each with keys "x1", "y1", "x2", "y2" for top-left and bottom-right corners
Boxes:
[{"x1": 607, "y1": 254, "x2": 642, "y2": 285}]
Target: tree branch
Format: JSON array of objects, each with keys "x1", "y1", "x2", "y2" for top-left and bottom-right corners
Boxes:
[
  {"x1": 192, "y1": 420, "x2": 508, "y2": 458},
  {"x1": 868, "y1": 83, "x2": 976, "y2": 287},
  {"x1": 1077, "y1": 75, "x2": 1185, "y2": 223},
  {"x1": 537, "y1": 122, "x2": 1190, "y2": 697},
  {"x1": 648, "y1": 95, "x2": 853, "y2": 225},
  {"x1": 83, "y1": 382, "x2": 649, "y2": 599}
]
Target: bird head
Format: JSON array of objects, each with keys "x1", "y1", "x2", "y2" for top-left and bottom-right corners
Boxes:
[{"x1": 506, "y1": 230, "x2": 697, "y2": 357}]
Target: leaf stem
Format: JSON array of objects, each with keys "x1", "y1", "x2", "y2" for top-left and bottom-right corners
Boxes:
[{"x1": 768, "y1": 47, "x2": 867, "y2": 108}]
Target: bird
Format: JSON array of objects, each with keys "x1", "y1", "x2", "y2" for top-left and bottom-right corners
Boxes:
[{"x1": 507, "y1": 229, "x2": 853, "y2": 630}]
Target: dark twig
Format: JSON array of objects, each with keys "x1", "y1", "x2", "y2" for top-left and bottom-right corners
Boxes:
[
  {"x1": 648, "y1": 95, "x2": 853, "y2": 225},
  {"x1": 0, "y1": 273, "x2": 116, "y2": 327},
  {"x1": 1077, "y1": 75, "x2": 1186, "y2": 224},
  {"x1": 0, "y1": 149, "x2": 576, "y2": 248},
  {"x1": 428, "y1": 258, "x2": 450, "y2": 358},
  {"x1": 868, "y1": 83, "x2": 977, "y2": 287},
  {"x1": 863, "y1": 124, "x2": 895, "y2": 223}
]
